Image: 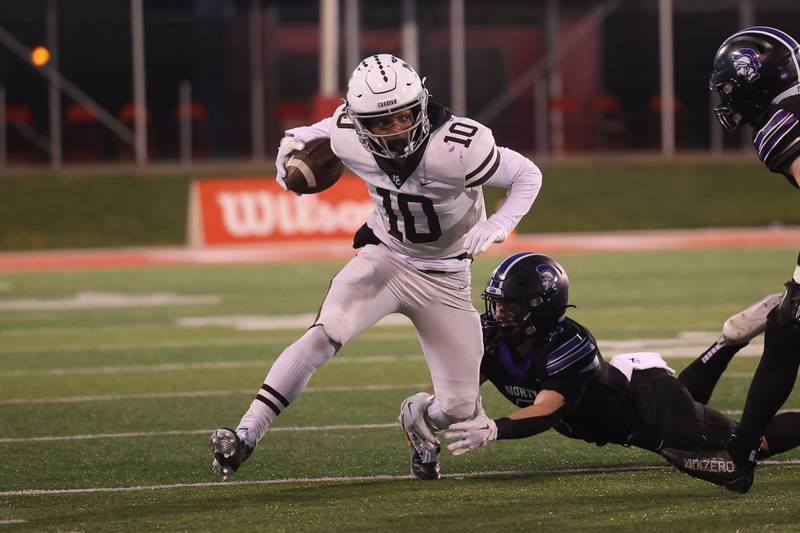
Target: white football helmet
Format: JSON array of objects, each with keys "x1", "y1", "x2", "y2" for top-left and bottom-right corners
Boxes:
[{"x1": 345, "y1": 54, "x2": 430, "y2": 160}]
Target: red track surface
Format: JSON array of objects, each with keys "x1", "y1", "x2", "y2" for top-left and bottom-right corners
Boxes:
[{"x1": 1, "y1": 227, "x2": 799, "y2": 272}]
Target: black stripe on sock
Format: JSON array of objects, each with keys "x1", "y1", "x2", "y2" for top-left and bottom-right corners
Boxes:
[
  {"x1": 261, "y1": 384, "x2": 289, "y2": 408},
  {"x1": 255, "y1": 394, "x2": 282, "y2": 417}
]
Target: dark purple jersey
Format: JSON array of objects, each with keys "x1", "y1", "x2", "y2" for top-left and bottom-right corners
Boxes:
[
  {"x1": 752, "y1": 94, "x2": 800, "y2": 188},
  {"x1": 480, "y1": 315, "x2": 639, "y2": 446}
]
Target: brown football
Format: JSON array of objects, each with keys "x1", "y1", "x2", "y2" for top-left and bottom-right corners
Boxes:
[{"x1": 283, "y1": 138, "x2": 345, "y2": 194}]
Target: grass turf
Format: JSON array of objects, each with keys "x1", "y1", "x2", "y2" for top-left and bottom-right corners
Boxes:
[{"x1": 1, "y1": 248, "x2": 799, "y2": 531}]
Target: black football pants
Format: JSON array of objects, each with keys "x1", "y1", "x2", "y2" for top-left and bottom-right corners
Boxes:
[{"x1": 627, "y1": 368, "x2": 736, "y2": 453}]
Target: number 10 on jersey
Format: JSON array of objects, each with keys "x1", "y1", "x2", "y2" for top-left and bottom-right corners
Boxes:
[{"x1": 375, "y1": 187, "x2": 442, "y2": 243}]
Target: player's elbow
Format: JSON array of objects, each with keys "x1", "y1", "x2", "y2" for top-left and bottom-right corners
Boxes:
[
  {"x1": 790, "y1": 155, "x2": 800, "y2": 187},
  {"x1": 506, "y1": 151, "x2": 543, "y2": 195}
]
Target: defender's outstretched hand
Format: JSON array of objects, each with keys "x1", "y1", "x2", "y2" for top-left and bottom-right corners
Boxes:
[{"x1": 444, "y1": 413, "x2": 498, "y2": 456}]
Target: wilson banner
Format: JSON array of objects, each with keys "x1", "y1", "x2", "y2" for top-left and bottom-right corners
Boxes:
[{"x1": 188, "y1": 176, "x2": 373, "y2": 245}]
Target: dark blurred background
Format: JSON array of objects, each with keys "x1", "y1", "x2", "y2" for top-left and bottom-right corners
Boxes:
[{"x1": 1, "y1": 0, "x2": 799, "y2": 165}]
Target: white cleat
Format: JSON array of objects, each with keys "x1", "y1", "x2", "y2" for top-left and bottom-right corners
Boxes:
[
  {"x1": 722, "y1": 293, "x2": 783, "y2": 344},
  {"x1": 399, "y1": 393, "x2": 441, "y2": 480},
  {"x1": 210, "y1": 428, "x2": 254, "y2": 481},
  {"x1": 409, "y1": 444, "x2": 442, "y2": 480}
]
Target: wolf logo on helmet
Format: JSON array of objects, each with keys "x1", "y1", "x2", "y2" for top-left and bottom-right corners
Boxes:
[
  {"x1": 709, "y1": 26, "x2": 800, "y2": 131},
  {"x1": 732, "y1": 48, "x2": 762, "y2": 82},
  {"x1": 535, "y1": 263, "x2": 560, "y2": 295}
]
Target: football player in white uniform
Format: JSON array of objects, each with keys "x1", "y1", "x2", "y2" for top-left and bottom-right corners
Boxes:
[{"x1": 210, "y1": 54, "x2": 542, "y2": 480}]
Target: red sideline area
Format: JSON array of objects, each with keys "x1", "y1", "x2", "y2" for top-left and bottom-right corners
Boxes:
[{"x1": 1, "y1": 226, "x2": 799, "y2": 272}]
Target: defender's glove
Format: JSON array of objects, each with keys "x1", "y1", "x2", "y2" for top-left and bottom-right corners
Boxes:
[
  {"x1": 777, "y1": 279, "x2": 800, "y2": 328},
  {"x1": 399, "y1": 392, "x2": 438, "y2": 452},
  {"x1": 444, "y1": 412, "x2": 498, "y2": 456},
  {"x1": 463, "y1": 220, "x2": 506, "y2": 256},
  {"x1": 275, "y1": 135, "x2": 306, "y2": 191}
]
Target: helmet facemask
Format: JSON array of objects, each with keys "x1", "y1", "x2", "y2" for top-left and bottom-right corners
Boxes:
[
  {"x1": 711, "y1": 79, "x2": 749, "y2": 131},
  {"x1": 347, "y1": 89, "x2": 430, "y2": 161},
  {"x1": 481, "y1": 289, "x2": 565, "y2": 347},
  {"x1": 482, "y1": 294, "x2": 535, "y2": 347}
]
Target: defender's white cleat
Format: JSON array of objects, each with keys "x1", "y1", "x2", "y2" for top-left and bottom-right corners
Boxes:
[
  {"x1": 722, "y1": 293, "x2": 782, "y2": 344},
  {"x1": 210, "y1": 428, "x2": 254, "y2": 481}
]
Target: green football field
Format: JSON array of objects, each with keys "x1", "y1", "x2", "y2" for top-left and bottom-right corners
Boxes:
[{"x1": 1, "y1": 247, "x2": 800, "y2": 532}]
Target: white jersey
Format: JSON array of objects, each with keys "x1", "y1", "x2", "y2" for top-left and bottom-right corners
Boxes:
[{"x1": 328, "y1": 103, "x2": 500, "y2": 272}]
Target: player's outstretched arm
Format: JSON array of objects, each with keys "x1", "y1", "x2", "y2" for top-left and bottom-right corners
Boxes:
[{"x1": 444, "y1": 389, "x2": 564, "y2": 455}]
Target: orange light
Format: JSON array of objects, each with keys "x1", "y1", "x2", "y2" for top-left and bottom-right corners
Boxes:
[{"x1": 31, "y1": 46, "x2": 50, "y2": 67}]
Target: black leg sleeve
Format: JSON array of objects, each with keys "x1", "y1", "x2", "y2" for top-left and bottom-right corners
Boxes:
[
  {"x1": 731, "y1": 309, "x2": 800, "y2": 464},
  {"x1": 678, "y1": 338, "x2": 746, "y2": 405},
  {"x1": 760, "y1": 411, "x2": 800, "y2": 458}
]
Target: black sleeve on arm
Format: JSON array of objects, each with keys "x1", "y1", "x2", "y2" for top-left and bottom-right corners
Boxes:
[{"x1": 494, "y1": 405, "x2": 568, "y2": 440}]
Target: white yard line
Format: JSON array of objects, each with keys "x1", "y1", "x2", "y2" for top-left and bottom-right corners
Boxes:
[
  {"x1": 0, "y1": 331, "x2": 417, "y2": 355},
  {"x1": 0, "y1": 382, "x2": 429, "y2": 405},
  {"x1": 0, "y1": 519, "x2": 26, "y2": 524},
  {"x1": 0, "y1": 292, "x2": 220, "y2": 312},
  {"x1": 0, "y1": 319, "x2": 765, "y2": 357},
  {"x1": 0, "y1": 337, "x2": 293, "y2": 355},
  {"x1": 0, "y1": 334, "x2": 765, "y2": 373},
  {"x1": 0, "y1": 389, "x2": 253, "y2": 405},
  {"x1": 3, "y1": 408, "x2": 799, "y2": 443},
  {"x1": 2, "y1": 460, "x2": 799, "y2": 497},
  {"x1": 0, "y1": 423, "x2": 399, "y2": 444},
  {"x1": 0, "y1": 361, "x2": 761, "y2": 380},
  {"x1": 2, "y1": 375, "x2": 760, "y2": 406},
  {"x1": 0, "y1": 323, "x2": 186, "y2": 337},
  {"x1": 0, "y1": 355, "x2": 420, "y2": 377},
  {"x1": 177, "y1": 313, "x2": 412, "y2": 331}
]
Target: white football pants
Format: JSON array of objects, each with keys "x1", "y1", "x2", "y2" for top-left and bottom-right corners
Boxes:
[{"x1": 318, "y1": 244, "x2": 483, "y2": 420}]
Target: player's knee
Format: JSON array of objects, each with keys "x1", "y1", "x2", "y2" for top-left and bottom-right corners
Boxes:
[
  {"x1": 317, "y1": 316, "x2": 350, "y2": 347},
  {"x1": 765, "y1": 310, "x2": 800, "y2": 358},
  {"x1": 284, "y1": 325, "x2": 340, "y2": 369}
]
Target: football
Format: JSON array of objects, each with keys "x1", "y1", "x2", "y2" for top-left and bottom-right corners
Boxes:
[{"x1": 283, "y1": 138, "x2": 345, "y2": 194}]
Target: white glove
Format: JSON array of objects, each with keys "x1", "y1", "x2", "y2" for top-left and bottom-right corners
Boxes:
[
  {"x1": 399, "y1": 392, "x2": 438, "y2": 452},
  {"x1": 444, "y1": 412, "x2": 498, "y2": 456},
  {"x1": 275, "y1": 135, "x2": 306, "y2": 191},
  {"x1": 463, "y1": 220, "x2": 506, "y2": 256}
]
